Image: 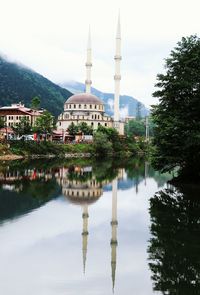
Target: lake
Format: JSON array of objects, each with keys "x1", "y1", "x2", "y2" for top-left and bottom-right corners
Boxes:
[{"x1": 0, "y1": 157, "x2": 199, "y2": 295}]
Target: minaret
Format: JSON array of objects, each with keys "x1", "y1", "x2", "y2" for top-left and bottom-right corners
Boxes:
[
  {"x1": 110, "y1": 178, "x2": 118, "y2": 292},
  {"x1": 82, "y1": 204, "x2": 89, "y2": 274},
  {"x1": 114, "y1": 13, "x2": 121, "y2": 124},
  {"x1": 85, "y1": 26, "x2": 92, "y2": 93}
]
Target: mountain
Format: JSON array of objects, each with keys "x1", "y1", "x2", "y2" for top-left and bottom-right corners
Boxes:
[
  {"x1": 0, "y1": 56, "x2": 72, "y2": 116},
  {"x1": 60, "y1": 81, "x2": 149, "y2": 118}
]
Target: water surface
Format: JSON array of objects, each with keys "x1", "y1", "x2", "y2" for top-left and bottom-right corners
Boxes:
[{"x1": 0, "y1": 158, "x2": 199, "y2": 295}]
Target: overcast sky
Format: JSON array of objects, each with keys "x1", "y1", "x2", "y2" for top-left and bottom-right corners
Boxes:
[{"x1": 0, "y1": 0, "x2": 199, "y2": 107}]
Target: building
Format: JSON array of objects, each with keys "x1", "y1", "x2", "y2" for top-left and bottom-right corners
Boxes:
[
  {"x1": 0, "y1": 102, "x2": 44, "y2": 128},
  {"x1": 57, "y1": 15, "x2": 124, "y2": 135}
]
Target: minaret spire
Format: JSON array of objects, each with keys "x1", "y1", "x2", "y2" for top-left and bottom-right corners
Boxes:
[
  {"x1": 85, "y1": 26, "x2": 92, "y2": 93},
  {"x1": 110, "y1": 178, "x2": 118, "y2": 292},
  {"x1": 82, "y1": 204, "x2": 89, "y2": 274},
  {"x1": 114, "y1": 12, "x2": 121, "y2": 124}
]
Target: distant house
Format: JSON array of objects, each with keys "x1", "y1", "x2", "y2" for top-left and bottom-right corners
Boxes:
[{"x1": 0, "y1": 102, "x2": 44, "y2": 127}]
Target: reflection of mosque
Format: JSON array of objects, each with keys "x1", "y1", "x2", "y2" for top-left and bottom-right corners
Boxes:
[{"x1": 56, "y1": 165, "x2": 120, "y2": 292}]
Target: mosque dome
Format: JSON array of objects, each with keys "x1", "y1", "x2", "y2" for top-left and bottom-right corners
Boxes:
[{"x1": 66, "y1": 93, "x2": 103, "y2": 105}]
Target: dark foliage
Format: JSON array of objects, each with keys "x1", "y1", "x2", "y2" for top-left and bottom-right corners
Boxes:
[{"x1": 152, "y1": 35, "x2": 200, "y2": 179}]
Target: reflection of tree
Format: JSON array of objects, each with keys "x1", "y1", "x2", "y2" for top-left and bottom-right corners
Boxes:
[
  {"x1": 148, "y1": 185, "x2": 200, "y2": 295},
  {"x1": 0, "y1": 179, "x2": 60, "y2": 222}
]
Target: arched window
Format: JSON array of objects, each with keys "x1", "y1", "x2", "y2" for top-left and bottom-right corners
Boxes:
[
  {"x1": 91, "y1": 122, "x2": 93, "y2": 126},
  {"x1": 94, "y1": 105, "x2": 97, "y2": 109},
  {"x1": 84, "y1": 104, "x2": 87, "y2": 109},
  {"x1": 95, "y1": 114, "x2": 97, "y2": 119},
  {"x1": 69, "y1": 104, "x2": 71, "y2": 109},
  {"x1": 90, "y1": 104, "x2": 92, "y2": 109},
  {"x1": 79, "y1": 104, "x2": 81, "y2": 108},
  {"x1": 74, "y1": 104, "x2": 76, "y2": 108},
  {"x1": 105, "y1": 123, "x2": 107, "y2": 126},
  {"x1": 98, "y1": 122, "x2": 101, "y2": 126}
]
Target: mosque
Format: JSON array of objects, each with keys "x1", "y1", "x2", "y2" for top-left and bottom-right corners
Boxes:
[{"x1": 57, "y1": 15, "x2": 124, "y2": 135}]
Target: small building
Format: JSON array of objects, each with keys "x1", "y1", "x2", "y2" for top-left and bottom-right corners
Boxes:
[{"x1": 0, "y1": 102, "x2": 44, "y2": 128}]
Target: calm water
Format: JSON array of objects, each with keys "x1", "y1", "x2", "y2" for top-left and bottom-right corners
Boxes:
[{"x1": 0, "y1": 158, "x2": 199, "y2": 295}]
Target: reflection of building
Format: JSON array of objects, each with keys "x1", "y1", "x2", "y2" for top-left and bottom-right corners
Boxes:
[
  {"x1": 56, "y1": 165, "x2": 105, "y2": 273},
  {"x1": 0, "y1": 168, "x2": 53, "y2": 192},
  {"x1": 111, "y1": 178, "x2": 118, "y2": 292},
  {"x1": 57, "y1": 15, "x2": 124, "y2": 135}
]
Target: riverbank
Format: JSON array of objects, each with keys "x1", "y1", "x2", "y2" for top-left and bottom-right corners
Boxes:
[{"x1": 0, "y1": 140, "x2": 146, "y2": 161}]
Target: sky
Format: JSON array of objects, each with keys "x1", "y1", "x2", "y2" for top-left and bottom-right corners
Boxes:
[{"x1": 0, "y1": 0, "x2": 200, "y2": 107}]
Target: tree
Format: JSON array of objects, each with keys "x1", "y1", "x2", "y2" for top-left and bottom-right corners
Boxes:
[
  {"x1": 33, "y1": 111, "x2": 54, "y2": 135},
  {"x1": 93, "y1": 132, "x2": 113, "y2": 156},
  {"x1": 77, "y1": 122, "x2": 93, "y2": 135},
  {"x1": 68, "y1": 122, "x2": 79, "y2": 136},
  {"x1": 152, "y1": 35, "x2": 200, "y2": 179},
  {"x1": 13, "y1": 117, "x2": 32, "y2": 136},
  {"x1": 136, "y1": 102, "x2": 142, "y2": 120},
  {"x1": 0, "y1": 117, "x2": 5, "y2": 129},
  {"x1": 31, "y1": 96, "x2": 41, "y2": 110},
  {"x1": 125, "y1": 119, "x2": 145, "y2": 137}
]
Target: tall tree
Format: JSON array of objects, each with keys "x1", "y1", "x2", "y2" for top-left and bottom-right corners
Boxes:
[
  {"x1": 33, "y1": 111, "x2": 54, "y2": 135},
  {"x1": 13, "y1": 117, "x2": 32, "y2": 136},
  {"x1": 152, "y1": 35, "x2": 200, "y2": 179},
  {"x1": 31, "y1": 96, "x2": 41, "y2": 110}
]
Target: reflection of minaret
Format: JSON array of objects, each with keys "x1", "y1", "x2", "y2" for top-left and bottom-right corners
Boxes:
[
  {"x1": 114, "y1": 13, "x2": 121, "y2": 126},
  {"x1": 85, "y1": 26, "x2": 92, "y2": 94},
  {"x1": 111, "y1": 178, "x2": 118, "y2": 292},
  {"x1": 82, "y1": 204, "x2": 89, "y2": 274}
]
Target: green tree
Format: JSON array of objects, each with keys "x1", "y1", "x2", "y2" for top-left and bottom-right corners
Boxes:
[
  {"x1": 152, "y1": 35, "x2": 200, "y2": 179},
  {"x1": 93, "y1": 132, "x2": 113, "y2": 156},
  {"x1": 0, "y1": 117, "x2": 5, "y2": 129},
  {"x1": 31, "y1": 96, "x2": 40, "y2": 110},
  {"x1": 125, "y1": 119, "x2": 145, "y2": 137},
  {"x1": 136, "y1": 102, "x2": 142, "y2": 120},
  {"x1": 33, "y1": 111, "x2": 54, "y2": 135},
  {"x1": 68, "y1": 122, "x2": 79, "y2": 136},
  {"x1": 13, "y1": 117, "x2": 32, "y2": 136},
  {"x1": 77, "y1": 122, "x2": 93, "y2": 135}
]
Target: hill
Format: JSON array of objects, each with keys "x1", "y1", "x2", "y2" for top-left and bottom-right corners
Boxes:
[
  {"x1": 61, "y1": 81, "x2": 149, "y2": 118},
  {"x1": 0, "y1": 56, "x2": 72, "y2": 116}
]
